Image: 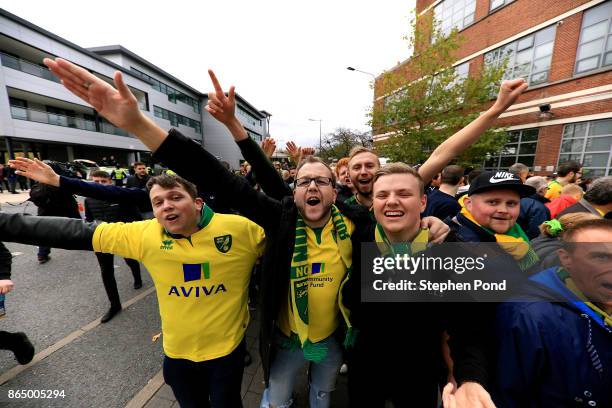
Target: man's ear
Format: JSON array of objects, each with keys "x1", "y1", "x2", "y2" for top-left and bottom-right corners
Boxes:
[
  {"x1": 195, "y1": 197, "x2": 204, "y2": 211},
  {"x1": 464, "y1": 196, "x2": 472, "y2": 211}
]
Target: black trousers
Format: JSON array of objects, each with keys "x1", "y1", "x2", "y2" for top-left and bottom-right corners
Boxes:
[
  {"x1": 94, "y1": 252, "x2": 141, "y2": 307},
  {"x1": 163, "y1": 340, "x2": 246, "y2": 408}
]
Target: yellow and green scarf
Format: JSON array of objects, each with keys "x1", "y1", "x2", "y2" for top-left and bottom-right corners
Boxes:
[
  {"x1": 460, "y1": 207, "x2": 539, "y2": 272},
  {"x1": 557, "y1": 268, "x2": 612, "y2": 327},
  {"x1": 285, "y1": 204, "x2": 354, "y2": 362},
  {"x1": 374, "y1": 222, "x2": 429, "y2": 257}
]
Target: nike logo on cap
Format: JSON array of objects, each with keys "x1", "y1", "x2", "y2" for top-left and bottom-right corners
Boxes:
[{"x1": 489, "y1": 171, "x2": 517, "y2": 183}]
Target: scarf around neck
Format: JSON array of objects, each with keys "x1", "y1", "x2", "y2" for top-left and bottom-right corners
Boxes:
[
  {"x1": 286, "y1": 204, "x2": 354, "y2": 362},
  {"x1": 374, "y1": 222, "x2": 429, "y2": 257},
  {"x1": 460, "y1": 207, "x2": 539, "y2": 272}
]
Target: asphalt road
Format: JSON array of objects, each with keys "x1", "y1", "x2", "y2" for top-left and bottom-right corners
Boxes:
[{"x1": 0, "y1": 201, "x2": 164, "y2": 407}]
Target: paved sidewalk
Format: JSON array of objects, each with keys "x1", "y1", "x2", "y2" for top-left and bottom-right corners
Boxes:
[
  {"x1": 127, "y1": 311, "x2": 349, "y2": 408},
  {"x1": 0, "y1": 190, "x2": 30, "y2": 205}
]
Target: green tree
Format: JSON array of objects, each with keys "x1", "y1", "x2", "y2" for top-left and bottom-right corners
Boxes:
[
  {"x1": 372, "y1": 15, "x2": 508, "y2": 168},
  {"x1": 318, "y1": 128, "x2": 373, "y2": 162}
]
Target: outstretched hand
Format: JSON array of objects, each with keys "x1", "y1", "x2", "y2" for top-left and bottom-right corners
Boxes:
[
  {"x1": 43, "y1": 58, "x2": 143, "y2": 133},
  {"x1": 0, "y1": 279, "x2": 14, "y2": 295},
  {"x1": 9, "y1": 158, "x2": 61, "y2": 187},
  {"x1": 286, "y1": 141, "x2": 300, "y2": 164},
  {"x1": 491, "y1": 78, "x2": 528, "y2": 115},
  {"x1": 261, "y1": 138, "x2": 277, "y2": 158}
]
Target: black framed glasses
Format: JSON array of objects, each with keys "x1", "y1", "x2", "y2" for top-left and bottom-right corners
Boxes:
[{"x1": 295, "y1": 177, "x2": 334, "y2": 188}]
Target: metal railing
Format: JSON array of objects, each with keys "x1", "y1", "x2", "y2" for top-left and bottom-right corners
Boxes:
[
  {"x1": 10, "y1": 105, "x2": 129, "y2": 137},
  {"x1": 1, "y1": 53, "x2": 61, "y2": 83}
]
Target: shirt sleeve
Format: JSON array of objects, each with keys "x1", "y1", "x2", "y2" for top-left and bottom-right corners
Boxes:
[
  {"x1": 92, "y1": 221, "x2": 149, "y2": 261},
  {"x1": 248, "y1": 221, "x2": 266, "y2": 258}
]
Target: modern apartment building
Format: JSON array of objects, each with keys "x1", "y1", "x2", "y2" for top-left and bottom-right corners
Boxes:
[
  {"x1": 0, "y1": 9, "x2": 269, "y2": 169},
  {"x1": 375, "y1": 0, "x2": 612, "y2": 177}
]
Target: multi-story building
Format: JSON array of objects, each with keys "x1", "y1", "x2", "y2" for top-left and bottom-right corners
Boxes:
[
  {"x1": 375, "y1": 0, "x2": 612, "y2": 177},
  {"x1": 0, "y1": 9, "x2": 269, "y2": 169}
]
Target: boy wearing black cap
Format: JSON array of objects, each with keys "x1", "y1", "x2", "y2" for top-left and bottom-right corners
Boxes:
[{"x1": 448, "y1": 171, "x2": 537, "y2": 269}]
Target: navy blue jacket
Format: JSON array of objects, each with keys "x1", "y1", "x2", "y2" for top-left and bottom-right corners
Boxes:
[
  {"x1": 494, "y1": 267, "x2": 611, "y2": 408},
  {"x1": 517, "y1": 194, "x2": 550, "y2": 240}
]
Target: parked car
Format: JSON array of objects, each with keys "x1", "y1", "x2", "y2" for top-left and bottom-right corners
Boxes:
[{"x1": 71, "y1": 159, "x2": 99, "y2": 179}]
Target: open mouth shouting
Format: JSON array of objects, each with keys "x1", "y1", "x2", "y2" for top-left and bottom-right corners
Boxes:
[
  {"x1": 306, "y1": 196, "x2": 322, "y2": 206},
  {"x1": 165, "y1": 214, "x2": 180, "y2": 223}
]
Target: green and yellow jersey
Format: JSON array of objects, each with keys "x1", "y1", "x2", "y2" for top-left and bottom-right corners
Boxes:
[
  {"x1": 278, "y1": 216, "x2": 355, "y2": 342},
  {"x1": 92, "y1": 206, "x2": 265, "y2": 362}
]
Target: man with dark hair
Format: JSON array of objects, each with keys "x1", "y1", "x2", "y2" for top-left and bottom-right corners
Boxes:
[
  {"x1": 422, "y1": 165, "x2": 463, "y2": 221},
  {"x1": 494, "y1": 219, "x2": 612, "y2": 408},
  {"x1": 0, "y1": 173, "x2": 266, "y2": 407},
  {"x1": 558, "y1": 176, "x2": 612, "y2": 219},
  {"x1": 545, "y1": 160, "x2": 582, "y2": 200},
  {"x1": 85, "y1": 170, "x2": 143, "y2": 323},
  {"x1": 126, "y1": 161, "x2": 153, "y2": 218}
]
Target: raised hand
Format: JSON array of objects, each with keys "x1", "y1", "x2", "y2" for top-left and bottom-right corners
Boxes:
[
  {"x1": 286, "y1": 141, "x2": 300, "y2": 164},
  {"x1": 9, "y1": 158, "x2": 60, "y2": 187},
  {"x1": 491, "y1": 78, "x2": 528, "y2": 115},
  {"x1": 261, "y1": 138, "x2": 277, "y2": 158},
  {"x1": 300, "y1": 147, "x2": 316, "y2": 162},
  {"x1": 43, "y1": 58, "x2": 144, "y2": 133},
  {"x1": 205, "y1": 70, "x2": 247, "y2": 141}
]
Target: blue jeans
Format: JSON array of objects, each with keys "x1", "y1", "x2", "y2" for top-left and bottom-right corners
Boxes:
[{"x1": 263, "y1": 332, "x2": 343, "y2": 408}]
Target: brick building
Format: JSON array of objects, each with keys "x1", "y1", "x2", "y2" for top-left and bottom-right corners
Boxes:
[{"x1": 374, "y1": 0, "x2": 612, "y2": 177}]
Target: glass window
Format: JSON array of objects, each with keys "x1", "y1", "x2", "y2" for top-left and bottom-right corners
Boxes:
[
  {"x1": 484, "y1": 25, "x2": 556, "y2": 86},
  {"x1": 560, "y1": 119, "x2": 612, "y2": 176},
  {"x1": 484, "y1": 128, "x2": 540, "y2": 170},
  {"x1": 434, "y1": 0, "x2": 477, "y2": 37},
  {"x1": 490, "y1": 0, "x2": 514, "y2": 11},
  {"x1": 575, "y1": 1, "x2": 612, "y2": 73}
]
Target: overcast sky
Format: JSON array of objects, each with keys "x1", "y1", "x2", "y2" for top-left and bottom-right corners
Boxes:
[{"x1": 0, "y1": 0, "x2": 416, "y2": 148}]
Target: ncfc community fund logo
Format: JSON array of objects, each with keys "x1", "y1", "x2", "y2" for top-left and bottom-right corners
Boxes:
[
  {"x1": 214, "y1": 235, "x2": 232, "y2": 253},
  {"x1": 168, "y1": 262, "x2": 226, "y2": 297}
]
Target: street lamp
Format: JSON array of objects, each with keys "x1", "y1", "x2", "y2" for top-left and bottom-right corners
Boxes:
[
  {"x1": 346, "y1": 66, "x2": 376, "y2": 80},
  {"x1": 309, "y1": 118, "x2": 322, "y2": 152}
]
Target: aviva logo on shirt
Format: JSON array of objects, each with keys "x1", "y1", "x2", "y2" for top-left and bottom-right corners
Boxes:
[
  {"x1": 182, "y1": 263, "x2": 211, "y2": 282},
  {"x1": 167, "y1": 262, "x2": 227, "y2": 298}
]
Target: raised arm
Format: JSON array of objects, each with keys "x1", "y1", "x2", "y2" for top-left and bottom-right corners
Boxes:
[
  {"x1": 43, "y1": 58, "x2": 281, "y2": 229},
  {"x1": 9, "y1": 158, "x2": 150, "y2": 207},
  {"x1": 418, "y1": 79, "x2": 528, "y2": 184},
  {"x1": 205, "y1": 70, "x2": 291, "y2": 199},
  {"x1": 0, "y1": 213, "x2": 95, "y2": 251}
]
